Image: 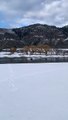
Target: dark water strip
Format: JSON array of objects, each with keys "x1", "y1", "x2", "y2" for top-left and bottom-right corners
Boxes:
[{"x1": 0, "y1": 57, "x2": 68, "y2": 64}]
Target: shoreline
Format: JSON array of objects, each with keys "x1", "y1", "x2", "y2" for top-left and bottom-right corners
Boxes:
[{"x1": 0, "y1": 56, "x2": 68, "y2": 63}]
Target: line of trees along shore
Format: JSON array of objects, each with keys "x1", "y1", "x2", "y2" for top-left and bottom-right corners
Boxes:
[{"x1": 2, "y1": 45, "x2": 68, "y2": 55}]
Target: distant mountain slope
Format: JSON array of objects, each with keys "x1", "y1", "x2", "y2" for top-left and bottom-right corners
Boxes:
[{"x1": 0, "y1": 23, "x2": 68, "y2": 49}]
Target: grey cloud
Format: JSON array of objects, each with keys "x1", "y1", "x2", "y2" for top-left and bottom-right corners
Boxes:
[{"x1": 0, "y1": 0, "x2": 68, "y2": 27}]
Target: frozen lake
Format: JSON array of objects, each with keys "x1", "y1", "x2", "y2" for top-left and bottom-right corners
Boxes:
[{"x1": 0, "y1": 63, "x2": 68, "y2": 120}]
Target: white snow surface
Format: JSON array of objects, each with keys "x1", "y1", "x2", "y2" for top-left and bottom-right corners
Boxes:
[
  {"x1": 0, "y1": 63, "x2": 68, "y2": 120},
  {"x1": 0, "y1": 52, "x2": 68, "y2": 58}
]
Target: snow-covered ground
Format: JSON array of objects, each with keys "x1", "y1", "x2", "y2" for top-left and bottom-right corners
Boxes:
[
  {"x1": 0, "y1": 63, "x2": 68, "y2": 120},
  {"x1": 0, "y1": 51, "x2": 68, "y2": 58}
]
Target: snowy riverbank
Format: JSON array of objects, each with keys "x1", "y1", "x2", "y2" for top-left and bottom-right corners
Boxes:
[{"x1": 0, "y1": 51, "x2": 68, "y2": 63}]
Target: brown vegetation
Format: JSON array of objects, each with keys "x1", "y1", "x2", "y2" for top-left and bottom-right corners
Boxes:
[
  {"x1": 21, "y1": 45, "x2": 51, "y2": 55},
  {"x1": 10, "y1": 47, "x2": 16, "y2": 53}
]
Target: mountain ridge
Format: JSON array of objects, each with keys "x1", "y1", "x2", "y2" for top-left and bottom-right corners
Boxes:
[{"x1": 0, "y1": 23, "x2": 68, "y2": 49}]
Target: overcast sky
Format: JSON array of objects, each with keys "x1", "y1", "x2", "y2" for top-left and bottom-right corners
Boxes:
[{"x1": 0, "y1": 0, "x2": 68, "y2": 28}]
